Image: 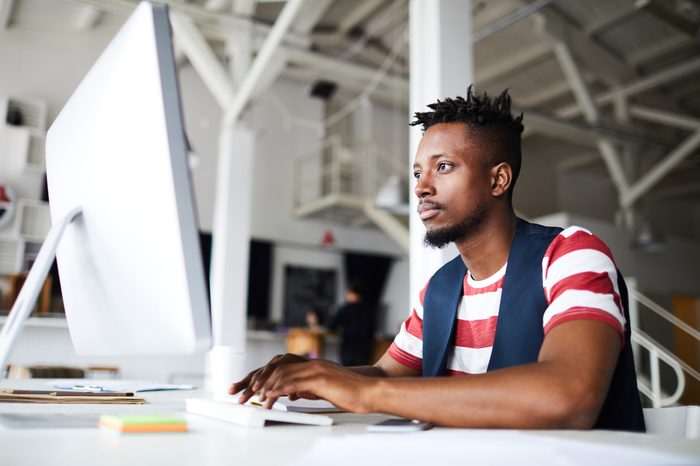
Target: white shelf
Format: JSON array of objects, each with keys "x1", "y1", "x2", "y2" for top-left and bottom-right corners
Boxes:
[
  {"x1": 0, "y1": 315, "x2": 68, "y2": 328},
  {"x1": 25, "y1": 133, "x2": 46, "y2": 171},
  {"x1": 16, "y1": 199, "x2": 50, "y2": 242},
  {"x1": 0, "y1": 238, "x2": 24, "y2": 274}
]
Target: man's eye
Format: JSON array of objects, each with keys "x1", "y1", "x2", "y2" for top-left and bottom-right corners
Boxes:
[
  {"x1": 437, "y1": 162, "x2": 449, "y2": 171},
  {"x1": 413, "y1": 171, "x2": 421, "y2": 180}
]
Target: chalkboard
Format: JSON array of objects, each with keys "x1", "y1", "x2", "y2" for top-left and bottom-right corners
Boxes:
[{"x1": 283, "y1": 265, "x2": 336, "y2": 327}]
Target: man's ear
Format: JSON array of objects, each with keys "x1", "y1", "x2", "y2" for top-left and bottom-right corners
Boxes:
[{"x1": 491, "y1": 162, "x2": 513, "y2": 198}]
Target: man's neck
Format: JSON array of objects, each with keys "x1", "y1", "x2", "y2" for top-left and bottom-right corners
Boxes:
[{"x1": 455, "y1": 208, "x2": 517, "y2": 281}]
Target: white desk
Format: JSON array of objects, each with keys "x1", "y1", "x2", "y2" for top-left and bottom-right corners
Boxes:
[{"x1": 1, "y1": 379, "x2": 699, "y2": 466}]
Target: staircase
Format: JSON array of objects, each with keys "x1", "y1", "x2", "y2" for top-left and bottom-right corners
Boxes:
[
  {"x1": 630, "y1": 288, "x2": 700, "y2": 408},
  {"x1": 292, "y1": 134, "x2": 409, "y2": 251}
]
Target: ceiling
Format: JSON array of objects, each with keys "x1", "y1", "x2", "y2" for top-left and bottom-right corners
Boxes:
[{"x1": 2, "y1": 0, "x2": 700, "y2": 239}]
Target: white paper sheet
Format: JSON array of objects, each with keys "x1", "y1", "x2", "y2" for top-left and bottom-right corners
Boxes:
[{"x1": 291, "y1": 429, "x2": 700, "y2": 466}]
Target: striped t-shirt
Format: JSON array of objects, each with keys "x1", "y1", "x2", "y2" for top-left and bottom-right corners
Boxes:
[{"x1": 388, "y1": 226, "x2": 626, "y2": 375}]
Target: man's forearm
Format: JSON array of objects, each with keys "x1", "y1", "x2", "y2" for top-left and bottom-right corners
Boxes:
[
  {"x1": 348, "y1": 365, "x2": 388, "y2": 377},
  {"x1": 366, "y1": 362, "x2": 601, "y2": 429}
]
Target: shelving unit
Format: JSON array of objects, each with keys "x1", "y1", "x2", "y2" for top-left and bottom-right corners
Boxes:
[
  {"x1": 0, "y1": 96, "x2": 50, "y2": 277},
  {"x1": 16, "y1": 199, "x2": 50, "y2": 243},
  {"x1": 0, "y1": 239, "x2": 24, "y2": 275},
  {"x1": 25, "y1": 133, "x2": 47, "y2": 172}
]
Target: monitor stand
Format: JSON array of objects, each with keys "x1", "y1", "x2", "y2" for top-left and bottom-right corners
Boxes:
[{"x1": 0, "y1": 207, "x2": 82, "y2": 374}]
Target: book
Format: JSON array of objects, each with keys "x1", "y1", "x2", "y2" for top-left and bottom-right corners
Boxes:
[
  {"x1": 0, "y1": 389, "x2": 145, "y2": 405},
  {"x1": 98, "y1": 415, "x2": 187, "y2": 433}
]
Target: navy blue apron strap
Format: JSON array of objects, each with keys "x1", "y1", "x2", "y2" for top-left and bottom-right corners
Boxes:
[
  {"x1": 422, "y1": 255, "x2": 466, "y2": 377},
  {"x1": 488, "y1": 219, "x2": 559, "y2": 370}
]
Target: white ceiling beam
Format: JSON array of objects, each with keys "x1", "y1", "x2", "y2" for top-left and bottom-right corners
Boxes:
[
  {"x1": 75, "y1": 6, "x2": 103, "y2": 30},
  {"x1": 293, "y1": 0, "x2": 334, "y2": 34},
  {"x1": 337, "y1": 0, "x2": 384, "y2": 35},
  {"x1": 629, "y1": 105, "x2": 700, "y2": 131},
  {"x1": 517, "y1": 79, "x2": 577, "y2": 108},
  {"x1": 68, "y1": 0, "x2": 309, "y2": 48},
  {"x1": 311, "y1": 33, "x2": 407, "y2": 71},
  {"x1": 170, "y1": 10, "x2": 235, "y2": 108},
  {"x1": 248, "y1": 0, "x2": 334, "y2": 99},
  {"x1": 205, "y1": 0, "x2": 232, "y2": 12},
  {"x1": 222, "y1": 0, "x2": 305, "y2": 127},
  {"x1": 519, "y1": 110, "x2": 598, "y2": 148},
  {"x1": 536, "y1": 8, "x2": 636, "y2": 86},
  {"x1": 475, "y1": 43, "x2": 551, "y2": 86},
  {"x1": 557, "y1": 56, "x2": 700, "y2": 119},
  {"x1": 282, "y1": 66, "x2": 407, "y2": 108},
  {"x1": 628, "y1": 36, "x2": 694, "y2": 67},
  {"x1": 635, "y1": 0, "x2": 700, "y2": 37},
  {"x1": 231, "y1": 0, "x2": 256, "y2": 15},
  {"x1": 552, "y1": 40, "x2": 631, "y2": 200},
  {"x1": 363, "y1": 0, "x2": 408, "y2": 38},
  {"x1": 284, "y1": 47, "x2": 409, "y2": 97},
  {"x1": 250, "y1": 52, "x2": 288, "y2": 99},
  {"x1": 0, "y1": 0, "x2": 15, "y2": 29},
  {"x1": 472, "y1": 0, "x2": 555, "y2": 43},
  {"x1": 621, "y1": 129, "x2": 700, "y2": 208},
  {"x1": 583, "y1": 3, "x2": 640, "y2": 37}
]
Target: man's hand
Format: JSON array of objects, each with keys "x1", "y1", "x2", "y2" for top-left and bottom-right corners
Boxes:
[
  {"x1": 257, "y1": 359, "x2": 378, "y2": 413},
  {"x1": 229, "y1": 353, "x2": 309, "y2": 404}
]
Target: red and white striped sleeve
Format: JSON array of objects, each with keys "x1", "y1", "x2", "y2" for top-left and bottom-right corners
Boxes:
[
  {"x1": 541, "y1": 226, "x2": 626, "y2": 345},
  {"x1": 387, "y1": 282, "x2": 427, "y2": 371}
]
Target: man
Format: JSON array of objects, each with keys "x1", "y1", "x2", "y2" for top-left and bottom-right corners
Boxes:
[
  {"x1": 327, "y1": 279, "x2": 376, "y2": 366},
  {"x1": 231, "y1": 87, "x2": 645, "y2": 431}
]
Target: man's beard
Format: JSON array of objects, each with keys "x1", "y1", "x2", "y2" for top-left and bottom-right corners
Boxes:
[{"x1": 424, "y1": 202, "x2": 487, "y2": 248}]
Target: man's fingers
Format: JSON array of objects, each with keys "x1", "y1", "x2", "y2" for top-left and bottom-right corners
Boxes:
[
  {"x1": 264, "y1": 366, "x2": 319, "y2": 402},
  {"x1": 237, "y1": 385, "x2": 257, "y2": 404},
  {"x1": 229, "y1": 371, "x2": 256, "y2": 394}
]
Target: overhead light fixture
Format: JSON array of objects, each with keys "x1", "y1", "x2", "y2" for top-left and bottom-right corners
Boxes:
[{"x1": 630, "y1": 220, "x2": 666, "y2": 253}]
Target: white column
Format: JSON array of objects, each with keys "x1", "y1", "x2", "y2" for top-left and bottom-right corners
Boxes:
[
  {"x1": 208, "y1": 125, "x2": 254, "y2": 398},
  {"x1": 408, "y1": 0, "x2": 473, "y2": 302}
]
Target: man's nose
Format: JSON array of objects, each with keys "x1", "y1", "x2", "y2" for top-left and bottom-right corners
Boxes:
[{"x1": 414, "y1": 173, "x2": 435, "y2": 198}]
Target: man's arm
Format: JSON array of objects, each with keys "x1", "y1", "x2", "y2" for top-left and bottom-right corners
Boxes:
[
  {"x1": 229, "y1": 348, "x2": 419, "y2": 402},
  {"x1": 351, "y1": 353, "x2": 421, "y2": 378},
  {"x1": 258, "y1": 319, "x2": 620, "y2": 429}
]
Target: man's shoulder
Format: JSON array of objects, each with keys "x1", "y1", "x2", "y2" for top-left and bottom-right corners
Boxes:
[
  {"x1": 517, "y1": 218, "x2": 563, "y2": 238},
  {"x1": 543, "y1": 224, "x2": 616, "y2": 265}
]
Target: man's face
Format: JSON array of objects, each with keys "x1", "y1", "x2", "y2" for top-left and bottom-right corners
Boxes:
[{"x1": 413, "y1": 123, "x2": 492, "y2": 248}]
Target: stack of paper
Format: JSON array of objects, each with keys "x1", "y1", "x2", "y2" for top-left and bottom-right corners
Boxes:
[
  {"x1": 0, "y1": 389, "x2": 145, "y2": 404},
  {"x1": 98, "y1": 415, "x2": 187, "y2": 433}
]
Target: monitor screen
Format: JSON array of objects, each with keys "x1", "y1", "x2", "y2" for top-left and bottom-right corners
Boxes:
[{"x1": 45, "y1": 2, "x2": 211, "y2": 355}]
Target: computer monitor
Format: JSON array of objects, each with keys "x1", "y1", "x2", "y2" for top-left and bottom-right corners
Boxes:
[{"x1": 0, "y1": 1, "x2": 211, "y2": 370}]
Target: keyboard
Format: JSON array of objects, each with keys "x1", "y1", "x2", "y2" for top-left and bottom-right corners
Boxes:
[{"x1": 185, "y1": 397, "x2": 334, "y2": 427}]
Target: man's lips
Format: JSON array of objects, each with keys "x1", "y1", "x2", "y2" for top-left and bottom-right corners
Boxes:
[{"x1": 418, "y1": 202, "x2": 443, "y2": 220}]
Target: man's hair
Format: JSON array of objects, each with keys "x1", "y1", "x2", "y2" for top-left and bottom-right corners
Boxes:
[
  {"x1": 410, "y1": 85, "x2": 524, "y2": 201},
  {"x1": 346, "y1": 279, "x2": 364, "y2": 297}
]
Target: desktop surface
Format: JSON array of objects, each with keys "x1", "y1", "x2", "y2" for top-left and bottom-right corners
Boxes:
[{"x1": 0, "y1": 379, "x2": 699, "y2": 466}]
